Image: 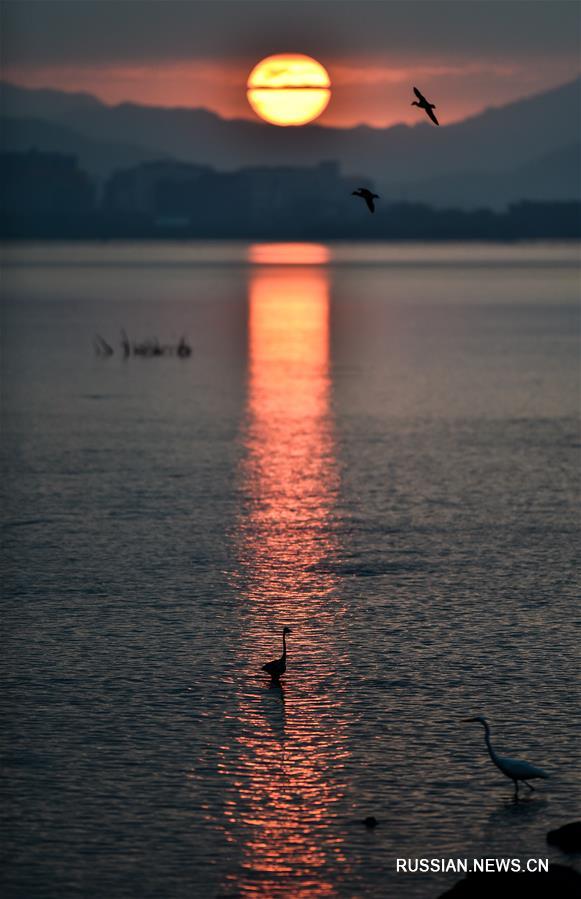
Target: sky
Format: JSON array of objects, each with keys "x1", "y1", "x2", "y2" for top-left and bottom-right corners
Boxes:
[{"x1": 1, "y1": 0, "x2": 580, "y2": 127}]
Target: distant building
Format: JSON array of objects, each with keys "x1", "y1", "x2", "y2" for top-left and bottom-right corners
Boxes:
[
  {"x1": 506, "y1": 200, "x2": 581, "y2": 238},
  {"x1": 153, "y1": 214, "x2": 191, "y2": 231},
  {"x1": 115, "y1": 158, "x2": 372, "y2": 234},
  {"x1": 0, "y1": 149, "x2": 95, "y2": 215},
  {"x1": 2, "y1": 149, "x2": 578, "y2": 239},
  {"x1": 103, "y1": 160, "x2": 213, "y2": 215}
]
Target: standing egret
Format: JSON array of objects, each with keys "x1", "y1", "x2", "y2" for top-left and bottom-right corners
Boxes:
[
  {"x1": 262, "y1": 627, "x2": 292, "y2": 681},
  {"x1": 465, "y1": 716, "x2": 549, "y2": 798}
]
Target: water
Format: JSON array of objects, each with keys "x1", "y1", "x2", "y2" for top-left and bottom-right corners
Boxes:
[{"x1": 1, "y1": 241, "x2": 580, "y2": 898}]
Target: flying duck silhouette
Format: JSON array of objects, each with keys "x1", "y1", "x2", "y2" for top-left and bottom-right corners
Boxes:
[
  {"x1": 411, "y1": 86, "x2": 439, "y2": 126},
  {"x1": 262, "y1": 627, "x2": 292, "y2": 680},
  {"x1": 352, "y1": 188, "x2": 380, "y2": 214},
  {"x1": 465, "y1": 716, "x2": 549, "y2": 799}
]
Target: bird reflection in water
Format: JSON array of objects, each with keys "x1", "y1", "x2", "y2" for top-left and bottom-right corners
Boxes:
[
  {"x1": 262, "y1": 679, "x2": 287, "y2": 744},
  {"x1": 220, "y1": 244, "x2": 352, "y2": 897}
]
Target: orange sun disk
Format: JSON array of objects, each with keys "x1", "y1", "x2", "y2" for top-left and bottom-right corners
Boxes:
[{"x1": 247, "y1": 53, "x2": 331, "y2": 126}]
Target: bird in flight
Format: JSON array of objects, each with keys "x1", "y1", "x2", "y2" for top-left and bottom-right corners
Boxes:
[
  {"x1": 465, "y1": 716, "x2": 549, "y2": 799},
  {"x1": 352, "y1": 187, "x2": 380, "y2": 213},
  {"x1": 411, "y1": 86, "x2": 439, "y2": 126}
]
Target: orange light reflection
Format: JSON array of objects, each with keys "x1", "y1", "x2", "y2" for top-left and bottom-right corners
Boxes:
[
  {"x1": 221, "y1": 245, "x2": 350, "y2": 896},
  {"x1": 249, "y1": 243, "x2": 330, "y2": 266}
]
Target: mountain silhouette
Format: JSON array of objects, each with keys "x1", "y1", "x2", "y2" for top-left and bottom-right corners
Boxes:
[
  {"x1": 0, "y1": 114, "x2": 169, "y2": 177},
  {"x1": 0, "y1": 84, "x2": 102, "y2": 119},
  {"x1": 388, "y1": 142, "x2": 581, "y2": 209},
  {"x1": 2, "y1": 78, "x2": 579, "y2": 206}
]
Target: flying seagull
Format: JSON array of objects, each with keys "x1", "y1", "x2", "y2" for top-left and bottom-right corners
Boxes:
[
  {"x1": 352, "y1": 188, "x2": 380, "y2": 214},
  {"x1": 411, "y1": 86, "x2": 439, "y2": 126}
]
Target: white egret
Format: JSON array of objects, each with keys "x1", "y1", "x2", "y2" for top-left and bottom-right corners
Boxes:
[{"x1": 466, "y1": 716, "x2": 549, "y2": 798}]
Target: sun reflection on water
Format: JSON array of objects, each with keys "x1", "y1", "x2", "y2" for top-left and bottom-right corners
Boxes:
[
  {"x1": 220, "y1": 244, "x2": 350, "y2": 896},
  {"x1": 248, "y1": 242, "x2": 330, "y2": 266}
]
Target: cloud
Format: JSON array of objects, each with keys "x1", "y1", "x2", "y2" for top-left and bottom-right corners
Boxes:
[
  {"x1": 330, "y1": 62, "x2": 521, "y2": 87},
  {"x1": 2, "y1": 1, "x2": 578, "y2": 127},
  {"x1": 2, "y1": 0, "x2": 579, "y2": 67}
]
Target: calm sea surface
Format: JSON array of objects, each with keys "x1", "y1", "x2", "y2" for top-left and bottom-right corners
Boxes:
[{"x1": 1, "y1": 242, "x2": 580, "y2": 898}]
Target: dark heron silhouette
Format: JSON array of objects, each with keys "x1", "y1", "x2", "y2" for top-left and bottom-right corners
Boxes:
[
  {"x1": 177, "y1": 336, "x2": 192, "y2": 358},
  {"x1": 120, "y1": 329, "x2": 131, "y2": 358},
  {"x1": 411, "y1": 86, "x2": 439, "y2": 126},
  {"x1": 93, "y1": 334, "x2": 114, "y2": 357},
  {"x1": 352, "y1": 188, "x2": 380, "y2": 213},
  {"x1": 465, "y1": 716, "x2": 549, "y2": 799},
  {"x1": 262, "y1": 627, "x2": 292, "y2": 680}
]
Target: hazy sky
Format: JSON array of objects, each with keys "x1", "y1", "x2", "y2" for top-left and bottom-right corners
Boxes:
[{"x1": 2, "y1": 0, "x2": 580, "y2": 126}]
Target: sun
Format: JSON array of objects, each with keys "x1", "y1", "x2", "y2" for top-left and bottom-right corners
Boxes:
[{"x1": 247, "y1": 54, "x2": 331, "y2": 126}]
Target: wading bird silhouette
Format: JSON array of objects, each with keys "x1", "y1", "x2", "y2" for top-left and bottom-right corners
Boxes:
[
  {"x1": 93, "y1": 334, "x2": 114, "y2": 357},
  {"x1": 411, "y1": 86, "x2": 439, "y2": 126},
  {"x1": 352, "y1": 187, "x2": 380, "y2": 213},
  {"x1": 262, "y1": 627, "x2": 292, "y2": 681},
  {"x1": 466, "y1": 716, "x2": 549, "y2": 799}
]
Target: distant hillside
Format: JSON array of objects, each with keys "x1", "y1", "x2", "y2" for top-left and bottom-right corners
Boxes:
[
  {"x1": 388, "y1": 143, "x2": 581, "y2": 209},
  {"x1": 0, "y1": 84, "x2": 103, "y2": 119},
  {"x1": 1, "y1": 78, "x2": 580, "y2": 206},
  {"x1": 0, "y1": 114, "x2": 172, "y2": 178}
]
